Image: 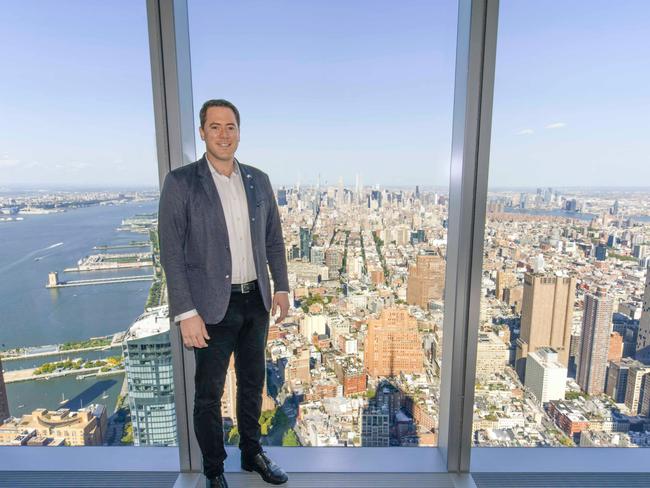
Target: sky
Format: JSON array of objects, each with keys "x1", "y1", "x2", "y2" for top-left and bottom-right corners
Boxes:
[{"x1": 0, "y1": 0, "x2": 649, "y2": 189}]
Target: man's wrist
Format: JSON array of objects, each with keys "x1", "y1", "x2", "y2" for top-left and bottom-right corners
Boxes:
[{"x1": 175, "y1": 309, "x2": 198, "y2": 323}]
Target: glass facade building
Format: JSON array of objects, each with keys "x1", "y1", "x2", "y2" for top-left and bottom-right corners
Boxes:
[{"x1": 122, "y1": 306, "x2": 177, "y2": 446}]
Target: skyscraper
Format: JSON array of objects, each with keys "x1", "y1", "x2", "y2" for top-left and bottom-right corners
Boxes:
[
  {"x1": 624, "y1": 362, "x2": 650, "y2": 415},
  {"x1": 406, "y1": 250, "x2": 446, "y2": 309},
  {"x1": 516, "y1": 273, "x2": 577, "y2": 380},
  {"x1": 577, "y1": 288, "x2": 614, "y2": 395},
  {"x1": 364, "y1": 308, "x2": 424, "y2": 378},
  {"x1": 525, "y1": 348, "x2": 567, "y2": 405},
  {"x1": 595, "y1": 244, "x2": 608, "y2": 261},
  {"x1": 0, "y1": 357, "x2": 10, "y2": 422},
  {"x1": 608, "y1": 332, "x2": 624, "y2": 363},
  {"x1": 276, "y1": 188, "x2": 287, "y2": 206},
  {"x1": 640, "y1": 375, "x2": 650, "y2": 417},
  {"x1": 299, "y1": 227, "x2": 311, "y2": 261},
  {"x1": 222, "y1": 356, "x2": 237, "y2": 425},
  {"x1": 122, "y1": 307, "x2": 177, "y2": 446},
  {"x1": 606, "y1": 358, "x2": 633, "y2": 403},
  {"x1": 495, "y1": 270, "x2": 517, "y2": 301},
  {"x1": 636, "y1": 266, "x2": 650, "y2": 364}
]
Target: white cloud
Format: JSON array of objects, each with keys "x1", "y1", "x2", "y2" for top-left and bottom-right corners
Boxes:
[
  {"x1": 545, "y1": 122, "x2": 567, "y2": 129},
  {"x1": 0, "y1": 158, "x2": 21, "y2": 168},
  {"x1": 516, "y1": 129, "x2": 534, "y2": 135}
]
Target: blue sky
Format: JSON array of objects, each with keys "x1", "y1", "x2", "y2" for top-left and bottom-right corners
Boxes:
[{"x1": 0, "y1": 0, "x2": 648, "y2": 188}]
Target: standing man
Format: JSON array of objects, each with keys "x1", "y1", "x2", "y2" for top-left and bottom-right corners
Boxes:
[{"x1": 159, "y1": 99, "x2": 290, "y2": 488}]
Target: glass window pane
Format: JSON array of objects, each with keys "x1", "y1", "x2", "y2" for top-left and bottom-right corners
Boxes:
[
  {"x1": 0, "y1": 1, "x2": 178, "y2": 449},
  {"x1": 473, "y1": 0, "x2": 650, "y2": 448},
  {"x1": 187, "y1": 0, "x2": 458, "y2": 449}
]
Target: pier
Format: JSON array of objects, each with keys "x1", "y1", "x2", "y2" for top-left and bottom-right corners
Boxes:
[
  {"x1": 46, "y1": 272, "x2": 154, "y2": 288},
  {"x1": 63, "y1": 252, "x2": 153, "y2": 272},
  {"x1": 92, "y1": 242, "x2": 150, "y2": 250}
]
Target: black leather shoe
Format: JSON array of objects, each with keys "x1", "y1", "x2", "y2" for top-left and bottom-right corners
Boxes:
[
  {"x1": 241, "y1": 451, "x2": 288, "y2": 485},
  {"x1": 207, "y1": 473, "x2": 229, "y2": 488}
]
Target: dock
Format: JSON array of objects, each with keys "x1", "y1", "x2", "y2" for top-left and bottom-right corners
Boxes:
[
  {"x1": 46, "y1": 274, "x2": 154, "y2": 288},
  {"x1": 93, "y1": 243, "x2": 150, "y2": 250}
]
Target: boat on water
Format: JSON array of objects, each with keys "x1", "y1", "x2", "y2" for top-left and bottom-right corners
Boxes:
[
  {"x1": 76, "y1": 372, "x2": 96, "y2": 380},
  {"x1": 59, "y1": 393, "x2": 69, "y2": 405}
]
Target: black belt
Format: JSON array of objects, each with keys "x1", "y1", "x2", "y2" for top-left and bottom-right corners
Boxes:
[{"x1": 231, "y1": 280, "x2": 257, "y2": 294}]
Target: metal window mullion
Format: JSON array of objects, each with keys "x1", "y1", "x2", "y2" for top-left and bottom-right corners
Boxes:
[
  {"x1": 146, "y1": 0, "x2": 198, "y2": 473},
  {"x1": 438, "y1": 0, "x2": 498, "y2": 474}
]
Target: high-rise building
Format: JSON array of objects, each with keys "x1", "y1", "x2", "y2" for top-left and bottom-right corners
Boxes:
[
  {"x1": 577, "y1": 288, "x2": 614, "y2": 395},
  {"x1": 608, "y1": 332, "x2": 624, "y2": 363},
  {"x1": 364, "y1": 308, "x2": 424, "y2": 378},
  {"x1": 606, "y1": 358, "x2": 634, "y2": 403},
  {"x1": 595, "y1": 244, "x2": 608, "y2": 261},
  {"x1": 406, "y1": 250, "x2": 446, "y2": 309},
  {"x1": 222, "y1": 356, "x2": 237, "y2": 425},
  {"x1": 624, "y1": 363, "x2": 650, "y2": 415},
  {"x1": 360, "y1": 403, "x2": 389, "y2": 447},
  {"x1": 633, "y1": 244, "x2": 647, "y2": 260},
  {"x1": 276, "y1": 188, "x2": 287, "y2": 206},
  {"x1": 503, "y1": 285, "x2": 524, "y2": 313},
  {"x1": 122, "y1": 307, "x2": 177, "y2": 446},
  {"x1": 516, "y1": 273, "x2": 577, "y2": 380},
  {"x1": 310, "y1": 246, "x2": 325, "y2": 265},
  {"x1": 495, "y1": 270, "x2": 517, "y2": 301},
  {"x1": 291, "y1": 347, "x2": 311, "y2": 385},
  {"x1": 0, "y1": 357, "x2": 9, "y2": 422},
  {"x1": 525, "y1": 348, "x2": 567, "y2": 405},
  {"x1": 300, "y1": 314, "x2": 327, "y2": 340},
  {"x1": 324, "y1": 248, "x2": 342, "y2": 271},
  {"x1": 636, "y1": 266, "x2": 650, "y2": 364},
  {"x1": 299, "y1": 227, "x2": 311, "y2": 261},
  {"x1": 475, "y1": 333, "x2": 509, "y2": 379},
  {"x1": 640, "y1": 375, "x2": 650, "y2": 417}
]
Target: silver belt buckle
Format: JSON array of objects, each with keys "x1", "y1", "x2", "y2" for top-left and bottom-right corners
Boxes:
[{"x1": 241, "y1": 282, "x2": 252, "y2": 293}]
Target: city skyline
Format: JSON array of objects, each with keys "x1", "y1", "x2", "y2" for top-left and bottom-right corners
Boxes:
[{"x1": 2, "y1": 1, "x2": 649, "y2": 187}]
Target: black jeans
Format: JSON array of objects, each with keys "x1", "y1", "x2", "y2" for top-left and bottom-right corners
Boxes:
[{"x1": 193, "y1": 287, "x2": 269, "y2": 479}]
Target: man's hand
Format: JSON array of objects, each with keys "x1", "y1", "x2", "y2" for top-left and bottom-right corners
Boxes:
[
  {"x1": 271, "y1": 292, "x2": 289, "y2": 324},
  {"x1": 180, "y1": 314, "x2": 210, "y2": 348}
]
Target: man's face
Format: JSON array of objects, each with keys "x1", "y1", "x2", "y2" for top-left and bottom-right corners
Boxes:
[{"x1": 200, "y1": 106, "x2": 240, "y2": 163}]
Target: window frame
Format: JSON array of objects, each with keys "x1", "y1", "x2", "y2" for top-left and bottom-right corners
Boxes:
[{"x1": 2, "y1": 0, "x2": 649, "y2": 481}]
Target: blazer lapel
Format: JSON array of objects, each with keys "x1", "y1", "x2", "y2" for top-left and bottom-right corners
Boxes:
[{"x1": 197, "y1": 156, "x2": 228, "y2": 235}]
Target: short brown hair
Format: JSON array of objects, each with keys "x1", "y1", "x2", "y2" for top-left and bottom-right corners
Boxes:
[{"x1": 199, "y1": 99, "x2": 240, "y2": 128}]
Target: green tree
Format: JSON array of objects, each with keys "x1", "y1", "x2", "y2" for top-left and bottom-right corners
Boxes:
[
  {"x1": 226, "y1": 426, "x2": 240, "y2": 445},
  {"x1": 120, "y1": 423, "x2": 133, "y2": 445},
  {"x1": 282, "y1": 429, "x2": 300, "y2": 446}
]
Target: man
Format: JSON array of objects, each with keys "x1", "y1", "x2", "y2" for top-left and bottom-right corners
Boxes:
[{"x1": 159, "y1": 99, "x2": 290, "y2": 488}]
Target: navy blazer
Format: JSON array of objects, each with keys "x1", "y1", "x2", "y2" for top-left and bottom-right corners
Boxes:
[{"x1": 158, "y1": 156, "x2": 289, "y2": 324}]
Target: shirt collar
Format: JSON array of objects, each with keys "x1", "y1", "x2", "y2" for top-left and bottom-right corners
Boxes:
[{"x1": 205, "y1": 154, "x2": 240, "y2": 180}]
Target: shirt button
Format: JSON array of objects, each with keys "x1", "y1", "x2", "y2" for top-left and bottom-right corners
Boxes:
[{"x1": 252, "y1": 218, "x2": 255, "y2": 221}]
